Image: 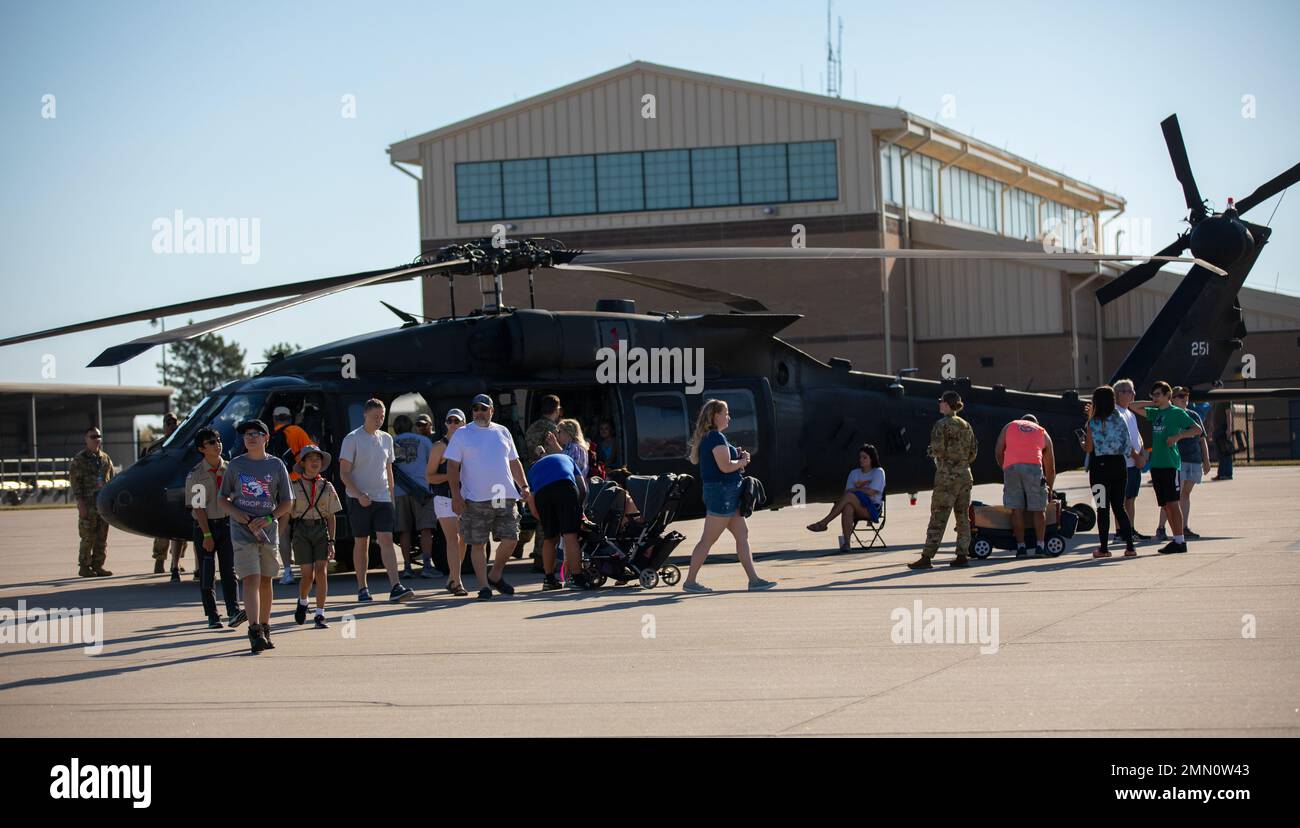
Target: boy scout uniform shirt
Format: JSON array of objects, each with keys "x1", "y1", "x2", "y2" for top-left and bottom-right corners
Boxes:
[
  {"x1": 290, "y1": 476, "x2": 343, "y2": 520},
  {"x1": 69, "y1": 448, "x2": 115, "y2": 502},
  {"x1": 183, "y1": 457, "x2": 228, "y2": 518}
]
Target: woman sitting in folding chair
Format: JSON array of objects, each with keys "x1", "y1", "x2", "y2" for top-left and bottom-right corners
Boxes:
[{"x1": 806, "y1": 443, "x2": 886, "y2": 552}]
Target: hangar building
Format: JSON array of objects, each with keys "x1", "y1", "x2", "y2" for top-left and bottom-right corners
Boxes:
[{"x1": 387, "y1": 61, "x2": 1300, "y2": 457}]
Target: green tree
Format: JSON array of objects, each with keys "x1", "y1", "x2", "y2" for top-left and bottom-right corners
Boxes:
[
  {"x1": 261, "y1": 341, "x2": 301, "y2": 363},
  {"x1": 159, "y1": 323, "x2": 247, "y2": 414}
]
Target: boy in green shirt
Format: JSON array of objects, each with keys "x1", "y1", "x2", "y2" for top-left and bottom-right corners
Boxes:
[{"x1": 1128, "y1": 381, "x2": 1202, "y2": 554}]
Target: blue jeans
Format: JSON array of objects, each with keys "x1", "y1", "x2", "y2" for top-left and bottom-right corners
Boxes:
[{"x1": 702, "y1": 479, "x2": 742, "y2": 517}]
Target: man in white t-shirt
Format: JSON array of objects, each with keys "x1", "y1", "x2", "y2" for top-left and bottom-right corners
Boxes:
[
  {"x1": 445, "y1": 394, "x2": 531, "y2": 600},
  {"x1": 1112, "y1": 379, "x2": 1150, "y2": 540},
  {"x1": 338, "y1": 398, "x2": 416, "y2": 603}
]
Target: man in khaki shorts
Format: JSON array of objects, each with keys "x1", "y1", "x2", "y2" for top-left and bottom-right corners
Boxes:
[{"x1": 220, "y1": 419, "x2": 293, "y2": 654}]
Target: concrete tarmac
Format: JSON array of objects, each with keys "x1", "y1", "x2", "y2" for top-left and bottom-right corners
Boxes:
[{"x1": 1, "y1": 467, "x2": 1297, "y2": 737}]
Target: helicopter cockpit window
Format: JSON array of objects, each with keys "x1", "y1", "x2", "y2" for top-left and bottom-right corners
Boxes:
[
  {"x1": 633, "y1": 393, "x2": 689, "y2": 461},
  {"x1": 705, "y1": 389, "x2": 758, "y2": 456},
  {"x1": 160, "y1": 393, "x2": 219, "y2": 450},
  {"x1": 210, "y1": 392, "x2": 268, "y2": 458}
]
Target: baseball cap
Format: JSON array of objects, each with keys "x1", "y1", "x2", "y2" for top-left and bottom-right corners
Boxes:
[
  {"x1": 273, "y1": 406, "x2": 291, "y2": 420},
  {"x1": 415, "y1": 413, "x2": 432, "y2": 425},
  {"x1": 471, "y1": 394, "x2": 493, "y2": 408},
  {"x1": 236, "y1": 418, "x2": 270, "y2": 435},
  {"x1": 445, "y1": 408, "x2": 466, "y2": 422}
]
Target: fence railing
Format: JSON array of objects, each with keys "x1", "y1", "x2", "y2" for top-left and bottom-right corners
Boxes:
[{"x1": 0, "y1": 456, "x2": 75, "y2": 505}]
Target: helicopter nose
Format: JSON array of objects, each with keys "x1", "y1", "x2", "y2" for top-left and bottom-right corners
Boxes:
[{"x1": 96, "y1": 462, "x2": 177, "y2": 537}]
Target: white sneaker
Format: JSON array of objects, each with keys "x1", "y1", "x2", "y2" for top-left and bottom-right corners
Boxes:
[{"x1": 279, "y1": 568, "x2": 294, "y2": 585}]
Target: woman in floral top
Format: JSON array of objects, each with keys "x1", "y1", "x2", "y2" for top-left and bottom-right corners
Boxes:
[{"x1": 1083, "y1": 385, "x2": 1137, "y2": 558}]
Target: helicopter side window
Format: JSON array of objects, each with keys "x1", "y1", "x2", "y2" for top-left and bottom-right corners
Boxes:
[
  {"x1": 703, "y1": 389, "x2": 758, "y2": 456},
  {"x1": 633, "y1": 393, "x2": 689, "y2": 461}
]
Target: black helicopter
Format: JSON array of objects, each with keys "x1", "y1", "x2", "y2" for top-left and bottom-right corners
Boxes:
[{"x1": 2, "y1": 114, "x2": 1296, "y2": 557}]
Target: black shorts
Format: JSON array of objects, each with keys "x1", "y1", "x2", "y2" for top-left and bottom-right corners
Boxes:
[
  {"x1": 346, "y1": 496, "x2": 395, "y2": 536},
  {"x1": 535, "y1": 479, "x2": 581, "y2": 540},
  {"x1": 1150, "y1": 467, "x2": 1181, "y2": 506}
]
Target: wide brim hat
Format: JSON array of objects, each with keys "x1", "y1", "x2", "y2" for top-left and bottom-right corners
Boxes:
[{"x1": 294, "y1": 444, "x2": 332, "y2": 474}]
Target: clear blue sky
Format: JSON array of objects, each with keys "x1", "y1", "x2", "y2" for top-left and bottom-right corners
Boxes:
[{"x1": 2, "y1": 0, "x2": 1297, "y2": 389}]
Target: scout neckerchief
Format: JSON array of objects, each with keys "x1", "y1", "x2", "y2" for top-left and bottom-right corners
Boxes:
[{"x1": 297, "y1": 475, "x2": 327, "y2": 520}]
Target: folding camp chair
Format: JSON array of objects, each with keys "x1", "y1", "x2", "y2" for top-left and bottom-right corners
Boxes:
[{"x1": 850, "y1": 495, "x2": 887, "y2": 550}]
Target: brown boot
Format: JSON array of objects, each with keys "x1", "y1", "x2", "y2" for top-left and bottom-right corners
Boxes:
[
  {"x1": 78, "y1": 566, "x2": 94, "y2": 577},
  {"x1": 907, "y1": 556, "x2": 933, "y2": 570},
  {"x1": 153, "y1": 559, "x2": 164, "y2": 574},
  {"x1": 92, "y1": 568, "x2": 113, "y2": 576},
  {"x1": 949, "y1": 555, "x2": 970, "y2": 567}
]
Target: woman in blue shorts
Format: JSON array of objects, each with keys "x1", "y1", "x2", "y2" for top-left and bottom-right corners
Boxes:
[
  {"x1": 805, "y1": 443, "x2": 886, "y2": 552},
  {"x1": 681, "y1": 399, "x2": 775, "y2": 593}
]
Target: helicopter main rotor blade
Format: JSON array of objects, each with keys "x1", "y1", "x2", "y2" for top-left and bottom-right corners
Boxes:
[
  {"x1": 86, "y1": 260, "x2": 467, "y2": 367},
  {"x1": 0, "y1": 262, "x2": 439, "y2": 350},
  {"x1": 550, "y1": 263, "x2": 768, "y2": 312},
  {"x1": 1094, "y1": 235, "x2": 1191, "y2": 306},
  {"x1": 1234, "y1": 161, "x2": 1300, "y2": 215},
  {"x1": 571, "y1": 247, "x2": 1226, "y2": 275},
  {"x1": 1161, "y1": 114, "x2": 1205, "y2": 219}
]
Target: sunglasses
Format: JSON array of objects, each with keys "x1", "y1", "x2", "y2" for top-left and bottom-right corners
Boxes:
[
  {"x1": 445, "y1": 418, "x2": 463, "y2": 424},
  {"x1": 203, "y1": 438, "x2": 223, "y2": 446}
]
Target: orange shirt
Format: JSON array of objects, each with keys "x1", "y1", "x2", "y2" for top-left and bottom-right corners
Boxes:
[
  {"x1": 277, "y1": 423, "x2": 313, "y2": 479},
  {"x1": 1002, "y1": 420, "x2": 1046, "y2": 468}
]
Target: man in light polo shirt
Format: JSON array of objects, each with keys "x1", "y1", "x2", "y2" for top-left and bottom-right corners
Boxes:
[
  {"x1": 445, "y1": 394, "x2": 531, "y2": 601},
  {"x1": 994, "y1": 413, "x2": 1056, "y2": 558},
  {"x1": 219, "y1": 419, "x2": 293, "y2": 654},
  {"x1": 1111, "y1": 379, "x2": 1150, "y2": 541},
  {"x1": 339, "y1": 398, "x2": 416, "y2": 603}
]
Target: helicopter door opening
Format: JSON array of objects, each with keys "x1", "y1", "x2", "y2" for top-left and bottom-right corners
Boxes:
[
  {"x1": 515, "y1": 386, "x2": 623, "y2": 472},
  {"x1": 258, "y1": 390, "x2": 328, "y2": 455}
]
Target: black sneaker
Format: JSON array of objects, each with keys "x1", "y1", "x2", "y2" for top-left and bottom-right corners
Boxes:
[
  {"x1": 401, "y1": 567, "x2": 416, "y2": 581},
  {"x1": 262, "y1": 624, "x2": 275, "y2": 649},
  {"x1": 1184, "y1": 528, "x2": 1201, "y2": 539},
  {"x1": 228, "y1": 608, "x2": 247, "y2": 627},
  {"x1": 1132, "y1": 530, "x2": 1151, "y2": 541},
  {"x1": 170, "y1": 569, "x2": 181, "y2": 584},
  {"x1": 565, "y1": 573, "x2": 592, "y2": 590},
  {"x1": 420, "y1": 565, "x2": 437, "y2": 579},
  {"x1": 207, "y1": 616, "x2": 223, "y2": 629},
  {"x1": 314, "y1": 614, "x2": 329, "y2": 629},
  {"x1": 542, "y1": 575, "x2": 563, "y2": 591},
  {"x1": 294, "y1": 602, "x2": 308, "y2": 625},
  {"x1": 1015, "y1": 547, "x2": 1027, "y2": 558},
  {"x1": 357, "y1": 588, "x2": 373, "y2": 602},
  {"x1": 1158, "y1": 541, "x2": 1188, "y2": 554},
  {"x1": 477, "y1": 587, "x2": 492, "y2": 601},
  {"x1": 488, "y1": 575, "x2": 515, "y2": 596},
  {"x1": 249, "y1": 626, "x2": 268, "y2": 654},
  {"x1": 390, "y1": 583, "x2": 416, "y2": 603},
  {"x1": 1155, "y1": 528, "x2": 1169, "y2": 542}
]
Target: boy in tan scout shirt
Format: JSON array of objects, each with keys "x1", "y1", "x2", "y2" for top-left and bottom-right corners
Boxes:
[
  {"x1": 290, "y1": 445, "x2": 343, "y2": 628},
  {"x1": 184, "y1": 427, "x2": 245, "y2": 629}
]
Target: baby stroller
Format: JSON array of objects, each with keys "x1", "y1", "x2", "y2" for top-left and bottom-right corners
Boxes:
[{"x1": 579, "y1": 473, "x2": 694, "y2": 589}]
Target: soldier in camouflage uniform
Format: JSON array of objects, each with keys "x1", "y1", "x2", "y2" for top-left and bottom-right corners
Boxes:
[
  {"x1": 522, "y1": 394, "x2": 562, "y2": 570},
  {"x1": 910, "y1": 390, "x2": 979, "y2": 569},
  {"x1": 69, "y1": 426, "x2": 115, "y2": 577}
]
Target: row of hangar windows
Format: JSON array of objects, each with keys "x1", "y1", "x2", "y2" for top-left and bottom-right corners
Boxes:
[{"x1": 455, "y1": 140, "x2": 839, "y2": 222}]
